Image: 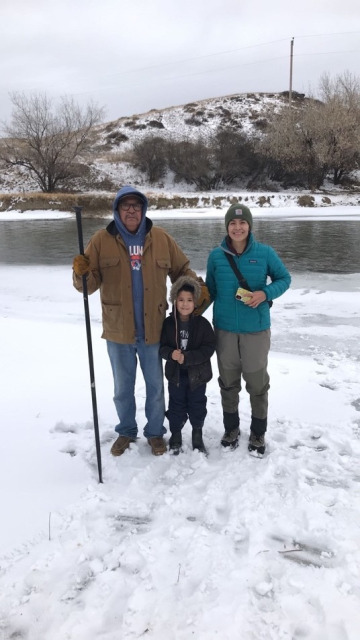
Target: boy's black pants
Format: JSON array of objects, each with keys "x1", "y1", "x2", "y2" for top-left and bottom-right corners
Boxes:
[{"x1": 167, "y1": 372, "x2": 207, "y2": 432}]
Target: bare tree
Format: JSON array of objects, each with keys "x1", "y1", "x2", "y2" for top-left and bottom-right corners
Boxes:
[
  {"x1": 263, "y1": 106, "x2": 324, "y2": 188},
  {"x1": 166, "y1": 138, "x2": 215, "y2": 189},
  {"x1": 165, "y1": 130, "x2": 261, "y2": 190},
  {"x1": 262, "y1": 72, "x2": 360, "y2": 188},
  {"x1": 316, "y1": 72, "x2": 360, "y2": 184},
  {"x1": 132, "y1": 136, "x2": 167, "y2": 184},
  {"x1": 1, "y1": 92, "x2": 104, "y2": 192},
  {"x1": 213, "y1": 129, "x2": 261, "y2": 185},
  {"x1": 319, "y1": 71, "x2": 360, "y2": 107}
]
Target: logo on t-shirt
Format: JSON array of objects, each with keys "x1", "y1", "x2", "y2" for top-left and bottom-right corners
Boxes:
[
  {"x1": 129, "y1": 245, "x2": 143, "y2": 271},
  {"x1": 179, "y1": 328, "x2": 189, "y2": 351}
]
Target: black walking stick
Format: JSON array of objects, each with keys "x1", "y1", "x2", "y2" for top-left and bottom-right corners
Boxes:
[{"x1": 74, "y1": 206, "x2": 103, "y2": 484}]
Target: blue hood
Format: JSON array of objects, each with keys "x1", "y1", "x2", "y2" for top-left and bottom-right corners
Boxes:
[
  {"x1": 113, "y1": 185, "x2": 148, "y2": 221},
  {"x1": 112, "y1": 186, "x2": 148, "y2": 339}
]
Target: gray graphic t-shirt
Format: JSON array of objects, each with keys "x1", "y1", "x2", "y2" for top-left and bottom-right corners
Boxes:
[{"x1": 178, "y1": 319, "x2": 190, "y2": 351}]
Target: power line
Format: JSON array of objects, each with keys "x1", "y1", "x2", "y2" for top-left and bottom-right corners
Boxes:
[
  {"x1": 69, "y1": 35, "x2": 360, "y2": 103},
  {"x1": 102, "y1": 38, "x2": 290, "y2": 79},
  {"x1": 295, "y1": 49, "x2": 360, "y2": 57},
  {"x1": 102, "y1": 31, "x2": 360, "y2": 80},
  {"x1": 295, "y1": 30, "x2": 360, "y2": 39},
  {"x1": 96, "y1": 49, "x2": 360, "y2": 92}
]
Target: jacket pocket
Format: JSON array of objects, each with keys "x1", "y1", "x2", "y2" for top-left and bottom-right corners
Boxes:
[
  {"x1": 99, "y1": 256, "x2": 121, "y2": 287},
  {"x1": 156, "y1": 259, "x2": 171, "y2": 270},
  {"x1": 99, "y1": 256, "x2": 120, "y2": 268},
  {"x1": 102, "y1": 302, "x2": 123, "y2": 333}
]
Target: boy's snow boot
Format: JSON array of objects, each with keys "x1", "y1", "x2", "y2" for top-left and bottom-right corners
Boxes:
[
  {"x1": 221, "y1": 411, "x2": 240, "y2": 448},
  {"x1": 169, "y1": 431, "x2": 182, "y2": 455},
  {"x1": 192, "y1": 427, "x2": 207, "y2": 454}
]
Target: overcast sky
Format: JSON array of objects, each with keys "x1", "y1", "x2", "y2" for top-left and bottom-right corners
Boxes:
[{"x1": 1, "y1": 0, "x2": 360, "y2": 126}]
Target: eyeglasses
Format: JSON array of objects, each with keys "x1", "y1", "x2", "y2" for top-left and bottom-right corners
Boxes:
[{"x1": 120, "y1": 202, "x2": 142, "y2": 212}]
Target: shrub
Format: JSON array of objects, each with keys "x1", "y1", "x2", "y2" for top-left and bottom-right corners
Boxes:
[
  {"x1": 124, "y1": 119, "x2": 139, "y2": 128},
  {"x1": 297, "y1": 195, "x2": 315, "y2": 207},
  {"x1": 184, "y1": 117, "x2": 203, "y2": 126},
  {"x1": 106, "y1": 132, "x2": 129, "y2": 144},
  {"x1": 147, "y1": 120, "x2": 165, "y2": 129},
  {"x1": 254, "y1": 118, "x2": 269, "y2": 130},
  {"x1": 257, "y1": 195, "x2": 271, "y2": 207}
]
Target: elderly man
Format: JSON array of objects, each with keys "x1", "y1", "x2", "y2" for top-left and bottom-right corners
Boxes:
[{"x1": 73, "y1": 185, "x2": 209, "y2": 457}]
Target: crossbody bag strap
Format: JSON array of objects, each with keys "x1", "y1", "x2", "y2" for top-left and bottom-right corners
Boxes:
[
  {"x1": 225, "y1": 251, "x2": 273, "y2": 308},
  {"x1": 224, "y1": 252, "x2": 252, "y2": 291}
]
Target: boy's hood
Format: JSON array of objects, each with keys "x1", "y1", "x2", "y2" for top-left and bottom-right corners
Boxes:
[{"x1": 169, "y1": 276, "x2": 201, "y2": 306}]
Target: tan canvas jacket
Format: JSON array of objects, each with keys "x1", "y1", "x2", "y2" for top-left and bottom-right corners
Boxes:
[{"x1": 73, "y1": 220, "x2": 197, "y2": 344}]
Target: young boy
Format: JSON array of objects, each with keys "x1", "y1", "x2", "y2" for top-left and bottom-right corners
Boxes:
[{"x1": 160, "y1": 276, "x2": 216, "y2": 454}]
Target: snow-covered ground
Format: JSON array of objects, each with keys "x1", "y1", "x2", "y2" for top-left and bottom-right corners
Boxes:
[
  {"x1": 1, "y1": 209, "x2": 360, "y2": 640},
  {"x1": 1, "y1": 196, "x2": 360, "y2": 224}
]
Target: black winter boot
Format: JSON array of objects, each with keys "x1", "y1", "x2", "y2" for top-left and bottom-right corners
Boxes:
[
  {"x1": 192, "y1": 428, "x2": 207, "y2": 454},
  {"x1": 221, "y1": 412, "x2": 240, "y2": 448},
  {"x1": 169, "y1": 431, "x2": 182, "y2": 455},
  {"x1": 248, "y1": 416, "x2": 267, "y2": 455},
  {"x1": 248, "y1": 432, "x2": 265, "y2": 455}
]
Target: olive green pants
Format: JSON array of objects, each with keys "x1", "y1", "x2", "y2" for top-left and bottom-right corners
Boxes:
[{"x1": 215, "y1": 329, "x2": 271, "y2": 419}]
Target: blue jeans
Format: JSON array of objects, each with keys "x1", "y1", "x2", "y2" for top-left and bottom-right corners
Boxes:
[{"x1": 106, "y1": 339, "x2": 166, "y2": 439}]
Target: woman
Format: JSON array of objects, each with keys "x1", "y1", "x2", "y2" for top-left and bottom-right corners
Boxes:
[{"x1": 206, "y1": 203, "x2": 291, "y2": 455}]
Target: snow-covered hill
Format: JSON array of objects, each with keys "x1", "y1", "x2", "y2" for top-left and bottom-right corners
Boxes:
[
  {"x1": 1, "y1": 90, "x2": 359, "y2": 207},
  {"x1": 90, "y1": 91, "x2": 291, "y2": 191},
  {"x1": 0, "y1": 92, "x2": 293, "y2": 196},
  {"x1": 96, "y1": 91, "x2": 291, "y2": 148}
]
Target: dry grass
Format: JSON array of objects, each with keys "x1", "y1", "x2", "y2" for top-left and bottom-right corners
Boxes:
[
  {"x1": 0, "y1": 191, "x2": 253, "y2": 215},
  {"x1": 0, "y1": 192, "x2": 113, "y2": 216}
]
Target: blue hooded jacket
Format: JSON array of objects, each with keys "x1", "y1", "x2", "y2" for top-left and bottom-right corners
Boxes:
[{"x1": 113, "y1": 185, "x2": 148, "y2": 338}]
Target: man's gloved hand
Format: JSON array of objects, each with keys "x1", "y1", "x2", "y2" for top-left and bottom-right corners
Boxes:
[
  {"x1": 73, "y1": 254, "x2": 90, "y2": 276},
  {"x1": 194, "y1": 283, "x2": 211, "y2": 316}
]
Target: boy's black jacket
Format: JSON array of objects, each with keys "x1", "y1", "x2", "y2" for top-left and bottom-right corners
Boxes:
[{"x1": 160, "y1": 313, "x2": 216, "y2": 390}]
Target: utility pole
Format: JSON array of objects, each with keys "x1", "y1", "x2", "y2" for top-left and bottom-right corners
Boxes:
[{"x1": 289, "y1": 37, "x2": 294, "y2": 106}]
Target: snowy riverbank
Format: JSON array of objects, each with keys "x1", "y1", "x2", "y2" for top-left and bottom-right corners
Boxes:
[{"x1": 1, "y1": 210, "x2": 360, "y2": 639}]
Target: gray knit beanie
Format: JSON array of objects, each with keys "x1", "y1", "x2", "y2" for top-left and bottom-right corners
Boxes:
[{"x1": 225, "y1": 203, "x2": 253, "y2": 230}]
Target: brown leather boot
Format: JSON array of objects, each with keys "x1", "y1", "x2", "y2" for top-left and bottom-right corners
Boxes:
[
  {"x1": 147, "y1": 436, "x2": 167, "y2": 456},
  {"x1": 110, "y1": 436, "x2": 136, "y2": 456}
]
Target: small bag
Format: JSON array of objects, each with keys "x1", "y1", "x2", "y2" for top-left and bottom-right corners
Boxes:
[{"x1": 225, "y1": 252, "x2": 273, "y2": 308}]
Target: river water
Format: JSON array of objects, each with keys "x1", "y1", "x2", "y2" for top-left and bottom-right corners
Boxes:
[{"x1": 1, "y1": 215, "x2": 360, "y2": 275}]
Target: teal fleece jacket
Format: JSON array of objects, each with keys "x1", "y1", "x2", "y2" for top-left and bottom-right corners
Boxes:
[{"x1": 206, "y1": 233, "x2": 291, "y2": 334}]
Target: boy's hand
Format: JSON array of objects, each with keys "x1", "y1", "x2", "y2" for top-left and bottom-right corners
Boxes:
[{"x1": 172, "y1": 349, "x2": 184, "y2": 364}]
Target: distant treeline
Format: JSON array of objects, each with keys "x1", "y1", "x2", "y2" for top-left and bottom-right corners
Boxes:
[
  {"x1": 130, "y1": 74, "x2": 360, "y2": 191},
  {"x1": 0, "y1": 73, "x2": 359, "y2": 194}
]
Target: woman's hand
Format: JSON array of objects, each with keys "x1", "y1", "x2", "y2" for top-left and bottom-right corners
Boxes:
[{"x1": 244, "y1": 291, "x2": 267, "y2": 308}]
